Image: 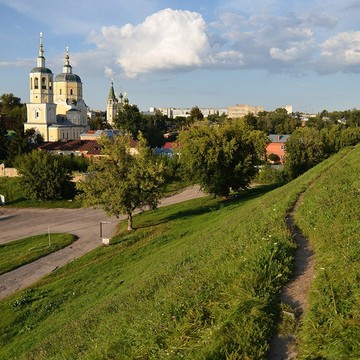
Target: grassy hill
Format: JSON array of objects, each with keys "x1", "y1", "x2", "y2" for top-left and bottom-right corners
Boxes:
[{"x1": 0, "y1": 145, "x2": 359, "y2": 359}]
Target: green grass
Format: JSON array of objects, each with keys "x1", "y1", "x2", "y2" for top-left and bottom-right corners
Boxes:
[
  {"x1": 0, "y1": 146, "x2": 357, "y2": 359},
  {"x1": 0, "y1": 177, "x2": 81, "y2": 208},
  {"x1": 294, "y1": 145, "x2": 360, "y2": 359},
  {"x1": 0, "y1": 234, "x2": 78, "y2": 275}
]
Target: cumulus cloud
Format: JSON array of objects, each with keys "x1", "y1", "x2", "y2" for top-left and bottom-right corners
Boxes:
[
  {"x1": 270, "y1": 40, "x2": 314, "y2": 62},
  {"x1": 83, "y1": 4, "x2": 360, "y2": 77},
  {"x1": 90, "y1": 9, "x2": 213, "y2": 77},
  {"x1": 317, "y1": 31, "x2": 360, "y2": 72}
]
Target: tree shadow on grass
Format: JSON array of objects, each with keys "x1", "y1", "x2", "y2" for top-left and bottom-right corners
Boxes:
[{"x1": 137, "y1": 184, "x2": 278, "y2": 229}]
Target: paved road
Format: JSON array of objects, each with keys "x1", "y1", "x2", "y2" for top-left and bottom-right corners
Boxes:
[{"x1": 0, "y1": 186, "x2": 205, "y2": 300}]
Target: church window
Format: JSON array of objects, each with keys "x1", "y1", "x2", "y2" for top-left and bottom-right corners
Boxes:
[
  {"x1": 34, "y1": 77, "x2": 39, "y2": 89},
  {"x1": 42, "y1": 77, "x2": 47, "y2": 90},
  {"x1": 70, "y1": 89, "x2": 73, "y2": 96},
  {"x1": 49, "y1": 80, "x2": 52, "y2": 90},
  {"x1": 60, "y1": 89, "x2": 62, "y2": 95},
  {"x1": 35, "y1": 109, "x2": 40, "y2": 119},
  {"x1": 30, "y1": 78, "x2": 33, "y2": 90}
]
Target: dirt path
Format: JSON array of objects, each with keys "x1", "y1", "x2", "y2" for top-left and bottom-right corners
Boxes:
[
  {"x1": 267, "y1": 193, "x2": 315, "y2": 359},
  {"x1": 0, "y1": 186, "x2": 205, "y2": 300}
]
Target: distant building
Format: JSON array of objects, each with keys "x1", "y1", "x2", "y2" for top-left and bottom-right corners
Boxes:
[
  {"x1": 228, "y1": 104, "x2": 264, "y2": 118},
  {"x1": 24, "y1": 33, "x2": 88, "y2": 141},
  {"x1": 152, "y1": 107, "x2": 228, "y2": 119},
  {"x1": 266, "y1": 134, "x2": 291, "y2": 163}
]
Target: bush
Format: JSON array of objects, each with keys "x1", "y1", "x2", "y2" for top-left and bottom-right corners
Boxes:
[{"x1": 14, "y1": 151, "x2": 72, "y2": 201}]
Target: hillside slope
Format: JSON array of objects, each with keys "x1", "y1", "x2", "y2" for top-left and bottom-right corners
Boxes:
[
  {"x1": 295, "y1": 145, "x2": 360, "y2": 359},
  {"x1": 0, "y1": 145, "x2": 358, "y2": 359}
]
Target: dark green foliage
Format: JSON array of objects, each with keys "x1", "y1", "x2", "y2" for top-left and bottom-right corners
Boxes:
[
  {"x1": 61, "y1": 155, "x2": 89, "y2": 172},
  {"x1": 256, "y1": 108, "x2": 301, "y2": 134},
  {"x1": 14, "y1": 151, "x2": 72, "y2": 201},
  {"x1": 0, "y1": 119, "x2": 8, "y2": 161},
  {"x1": 268, "y1": 153, "x2": 280, "y2": 162},
  {"x1": 114, "y1": 104, "x2": 144, "y2": 139},
  {"x1": 179, "y1": 119, "x2": 267, "y2": 197},
  {"x1": 255, "y1": 164, "x2": 288, "y2": 186},
  {"x1": 285, "y1": 127, "x2": 326, "y2": 179}
]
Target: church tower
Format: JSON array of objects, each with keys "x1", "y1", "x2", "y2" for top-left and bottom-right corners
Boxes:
[
  {"x1": 54, "y1": 48, "x2": 87, "y2": 127},
  {"x1": 25, "y1": 32, "x2": 57, "y2": 141},
  {"x1": 106, "y1": 81, "x2": 118, "y2": 126}
]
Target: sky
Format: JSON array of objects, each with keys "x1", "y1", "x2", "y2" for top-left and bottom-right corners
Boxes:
[{"x1": 1, "y1": 0, "x2": 360, "y2": 113}]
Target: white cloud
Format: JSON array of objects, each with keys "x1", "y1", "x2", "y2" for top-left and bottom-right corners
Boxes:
[
  {"x1": 318, "y1": 31, "x2": 360, "y2": 72},
  {"x1": 270, "y1": 40, "x2": 314, "y2": 62},
  {"x1": 89, "y1": 9, "x2": 212, "y2": 78},
  {"x1": 104, "y1": 66, "x2": 115, "y2": 79}
]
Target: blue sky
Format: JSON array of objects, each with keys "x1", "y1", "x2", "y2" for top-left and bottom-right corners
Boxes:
[{"x1": 1, "y1": 0, "x2": 360, "y2": 113}]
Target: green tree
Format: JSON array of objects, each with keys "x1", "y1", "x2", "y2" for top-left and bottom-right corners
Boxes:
[
  {"x1": 115, "y1": 104, "x2": 144, "y2": 139},
  {"x1": 14, "y1": 151, "x2": 72, "y2": 201},
  {"x1": 186, "y1": 106, "x2": 204, "y2": 126},
  {"x1": 77, "y1": 134, "x2": 166, "y2": 230},
  {"x1": 178, "y1": 120, "x2": 266, "y2": 197},
  {"x1": 0, "y1": 93, "x2": 22, "y2": 113},
  {"x1": 285, "y1": 127, "x2": 326, "y2": 179},
  {"x1": 0, "y1": 119, "x2": 8, "y2": 161}
]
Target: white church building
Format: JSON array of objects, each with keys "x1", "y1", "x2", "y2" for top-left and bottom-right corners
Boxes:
[{"x1": 25, "y1": 33, "x2": 88, "y2": 142}]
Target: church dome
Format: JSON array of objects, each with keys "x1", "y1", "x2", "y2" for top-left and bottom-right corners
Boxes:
[
  {"x1": 30, "y1": 67, "x2": 53, "y2": 74},
  {"x1": 54, "y1": 47, "x2": 82, "y2": 83},
  {"x1": 54, "y1": 73, "x2": 82, "y2": 83}
]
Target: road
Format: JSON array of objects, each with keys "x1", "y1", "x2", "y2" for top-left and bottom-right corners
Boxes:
[{"x1": 0, "y1": 186, "x2": 205, "y2": 300}]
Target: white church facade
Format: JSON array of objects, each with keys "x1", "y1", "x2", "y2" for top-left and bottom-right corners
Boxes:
[{"x1": 25, "y1": 33, "x2": 88, "y2": 142}]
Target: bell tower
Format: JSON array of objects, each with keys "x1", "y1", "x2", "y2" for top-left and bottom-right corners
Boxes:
[
  {"x1": 106, "y1": 81, "x2": 118, "y2": 126},
  {"x1": 25, "y1": 33, "x2": 57, "y2": 141}
]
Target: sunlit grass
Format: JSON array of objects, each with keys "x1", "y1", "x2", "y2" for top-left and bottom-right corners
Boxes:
[
  {"x1": 0, "y1": 147, "x2": 356, "y2": 359},
  {"x1": 0, "y1": 234, "x2": 77, "y2": 275},
  {"x1": 295, "y1": 145, "x2": 360, "y2": 359}
]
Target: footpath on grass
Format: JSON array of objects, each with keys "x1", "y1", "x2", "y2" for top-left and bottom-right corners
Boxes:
[
  {"x1": 267, "y1": 192, "x2": 315, "y2": 360},
  {"x1": 0, "y1": 186, "x2": 205, "y2": 301}
]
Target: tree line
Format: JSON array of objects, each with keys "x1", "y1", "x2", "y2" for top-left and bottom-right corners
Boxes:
[{"x1": 3, "y1": 91, "x2": 360, "y2": 230}]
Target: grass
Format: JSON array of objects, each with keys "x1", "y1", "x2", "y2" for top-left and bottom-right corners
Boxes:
[
  {"x1": 294, "y1": 145, "x2": 360, "y2": 359},
  {"x1": 0, "y1": 177, "x2": 82, "y2": 208},
  {"x1": 0, "y1": 233, "x2": 77, "y2": 275},
  {"x1": 0, "y1": 146, "x2": 357, "y2": 359}
]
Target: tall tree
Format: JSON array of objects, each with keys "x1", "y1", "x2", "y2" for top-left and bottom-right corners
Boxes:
[
  {"x1": 187, "y1": 106, "x2": 204, "y2": 126},
  {"x1": 115, "y1": 104, "x2": 144, "y2": 139},
  {"x1": 0, "y1": 93, "x2": 22, "y2": 113},
  {"x1": 285, "y1": 127, "x2": 325, "y2": 179},
  {"x1": 178, "y1": 119, "x2": 266, "y2": 197},
  {"x1": 77, "y1": 134, "x2": 166, "y2": 230},
  {"x1": 0, "y1": 119, "x2": 8, "y2": 161}
]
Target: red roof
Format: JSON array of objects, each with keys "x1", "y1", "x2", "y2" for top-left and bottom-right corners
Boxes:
[{"x1": 38, "y1": 140, "x2": 102, "y2": 153}]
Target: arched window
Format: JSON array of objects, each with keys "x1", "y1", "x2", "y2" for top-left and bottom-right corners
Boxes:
[
  {"x1": 34, "y1": 77, "x2": 39, "y2": 89},
  {"x1": 60, "y1": 89, "x2": 62, "y2": 95},
  {"x1": 49, "y1": 80, "x2": 52, "y2": 90},
  {"x1": 70, "y1": 89, "x2": 73, "y2": 96},
  {"x1": 42, "y1": 77, "x2": 46, "y2": 90},
  {"x1": 34, "y1": 109, "x2": 40, "y2": 119}
]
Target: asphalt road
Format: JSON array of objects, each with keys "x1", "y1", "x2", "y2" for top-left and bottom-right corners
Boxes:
[{"x1": 0, "y1": 186, "x2": 205, "y2": 300}]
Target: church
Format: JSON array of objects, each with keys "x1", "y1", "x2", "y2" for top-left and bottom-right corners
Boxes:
[
  {"x1": 106, "y1": 81, "x2": 129, "y2": 126},
  {"x1": 24, "y1": 33, "x2": 88, "y2": 141}
]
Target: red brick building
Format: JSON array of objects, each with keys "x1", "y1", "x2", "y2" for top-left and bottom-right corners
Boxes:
[{"x1": 266, "y1": 134, "x2": 290, "y2": 163}]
